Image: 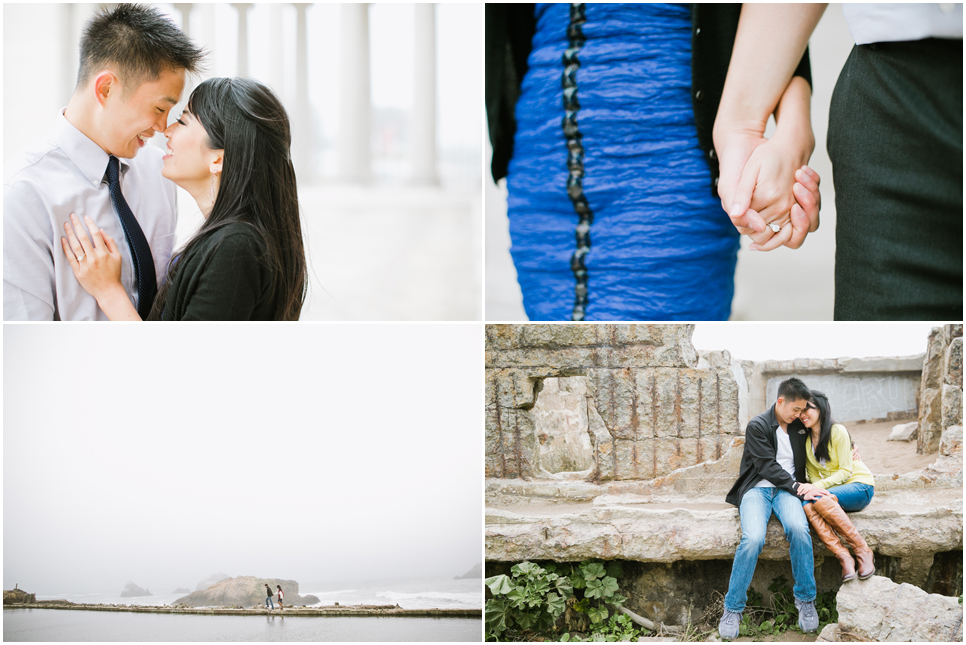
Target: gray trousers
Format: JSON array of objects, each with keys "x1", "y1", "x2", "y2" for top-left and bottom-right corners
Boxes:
[{"x1": 828, "y1": 38, "x2": 962, "y2": 320}]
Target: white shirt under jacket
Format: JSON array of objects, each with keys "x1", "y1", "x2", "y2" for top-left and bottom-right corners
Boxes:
[{"x1": 4, "y1": 110, "x2": 177, "y2": 320}]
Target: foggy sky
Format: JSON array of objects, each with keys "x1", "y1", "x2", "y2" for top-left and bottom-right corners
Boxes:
[
  {"x1": 4, "y1": 324, "x2": 482, "y2": 596},
  {"x1": 693, "y1": 323, "x2": 940, "y2": 362}
]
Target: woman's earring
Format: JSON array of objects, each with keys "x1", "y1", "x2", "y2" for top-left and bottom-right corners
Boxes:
[{"x1": 210, "y1": 173, "x2": 215, "y2": 204}]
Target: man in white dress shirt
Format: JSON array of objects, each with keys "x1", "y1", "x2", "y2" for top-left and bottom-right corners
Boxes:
[{"x1": 3, "y1": 4, "x2": 205, "y2": 320}]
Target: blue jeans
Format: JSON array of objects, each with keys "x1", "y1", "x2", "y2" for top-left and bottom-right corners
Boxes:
[
  {"x1": 266, "y1": 596, "x2": 275, "y2": 609},
  {"x1": 826, "y1": 482, "x2": 873, "y2": 512},
  {"x1": 803, "y1": 482, "x2": 874, "y2": 512},
  {"x1": 724, "y1": 487, "x2": 816, "y2": 613}
]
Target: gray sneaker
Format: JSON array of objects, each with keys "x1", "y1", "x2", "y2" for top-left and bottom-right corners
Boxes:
[
  {"x1": 718, "y1": 609, "x2": 742, "y2": 640},
  {"x1": 795, "y1": 598, "x2": 819, "y2": 632}
]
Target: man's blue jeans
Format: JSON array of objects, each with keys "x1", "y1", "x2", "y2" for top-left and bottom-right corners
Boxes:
[
  {"x1": 724, "y1": 487, "x2": 816, "y2": 613},
  {"x1": 266, "y1": 596, "x2": 275, "y2": 609}
]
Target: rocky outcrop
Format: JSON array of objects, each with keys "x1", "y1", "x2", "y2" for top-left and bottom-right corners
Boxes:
[
  {"x1": 175, "y1": 576, "x2": 318, "y2": 608},
  {"x1": 195, "y1": 572, "x2": 231, "y2": 591},
  {"x1": 120, "y1": 581, "x2": 152, "y2": 597},
  {"x1": 4, "y1": 588, "x2": 36, "y2": 604},
  {"x1": 817, "y1": 576, "x2": 963, "y2": 642},
  {"x1": 173, "y1": 587, "x2": 190, "y2": 594},
  {"x1": 888, "y1": 421, "x2": 918, "y2": 442},
  {"x1": 455, "y1": 563, "x2": 482, "y2": 579},
  {"x1": 918, "y1": 325, "x2": 963, "y2": 454}
]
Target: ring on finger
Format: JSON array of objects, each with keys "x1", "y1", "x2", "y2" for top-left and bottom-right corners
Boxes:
[
  {"x1": 77, "y1": 253, "x2": 86, "y2": 262},
  {"x1": 768, "y1": 223, "x2": 781, "y2": 233}
]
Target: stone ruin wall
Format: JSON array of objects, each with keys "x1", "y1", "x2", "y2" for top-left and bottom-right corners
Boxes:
[
  {"x1": 918, "y1": 324, "x2": 963, "y2": 454},
  {"x1": 485, "y1": 324, "x2": 740, "y2": 481},
  {"x1": 733, "y1": 355, "x2": 925, "y2": 431}
]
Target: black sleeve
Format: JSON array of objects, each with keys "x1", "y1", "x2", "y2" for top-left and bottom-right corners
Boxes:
[
  {"x1": 180, "y1": 232, "x2": 268, "y2": 321},
  {"x1": 485, "y1": 3, "x2": 536, "y2": 183},
  {"x1": 744, "y1": 420, "x2": 798, "y2": 494}
]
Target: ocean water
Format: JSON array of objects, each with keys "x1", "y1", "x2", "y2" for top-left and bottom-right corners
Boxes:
[
  {"x1": 6, "y1": 577, "x2": 483, "y2": 641},
  {"x1": 32, "y1": 577, "x2": 481, "y2": 611},
  {"x1": 3, "y1": 610, "x2": 482, "y2": 642}
]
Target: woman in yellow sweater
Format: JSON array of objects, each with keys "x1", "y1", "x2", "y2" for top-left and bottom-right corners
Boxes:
[{"x1": 799, "y1": 390, "x2": 876, "y2": 582}]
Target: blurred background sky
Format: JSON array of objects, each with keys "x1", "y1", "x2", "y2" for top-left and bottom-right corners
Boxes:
[
  {"x1": 485, "y1": 4, "x2": 855, "y2": 321},
  {"x1": 4, "y1": 3, "x2": 483, "y2": 321},
  {"x1": 3, "y1": 324, "x2": 482, "y2": 595}
]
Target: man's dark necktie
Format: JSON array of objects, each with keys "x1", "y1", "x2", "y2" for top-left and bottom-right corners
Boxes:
[{"x1": 106, "y1": 155, "x2": 156, "y2": 319}]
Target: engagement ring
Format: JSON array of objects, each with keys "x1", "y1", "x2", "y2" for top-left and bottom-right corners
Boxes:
[
  {"x1": 76, "y1": 253, "x2": 86, "y2": 262},
  {"x1": 768, "y1": 223, "x2": 781, "y2": 233}
]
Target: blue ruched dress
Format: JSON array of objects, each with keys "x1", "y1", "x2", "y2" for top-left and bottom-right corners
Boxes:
[{"x1": 506, "y1": 3, "x2": 740, "y2": 321}]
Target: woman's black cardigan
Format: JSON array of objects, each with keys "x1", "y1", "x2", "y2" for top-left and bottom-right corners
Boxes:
[{"x1": 485, "y1": 3, "x2": 812, "y2": 195}]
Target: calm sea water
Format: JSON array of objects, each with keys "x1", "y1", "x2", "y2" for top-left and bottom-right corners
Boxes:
[
  {"x1": 6, "y1": 577, "x2": 482, "y2": 641},
  {"x1": 3, "y1": 610, "x2": 482, "y2": 642}
]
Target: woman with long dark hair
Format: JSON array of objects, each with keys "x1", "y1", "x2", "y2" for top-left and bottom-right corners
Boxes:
[
  {"x1": 798, "y1": 390, "x2": 876, "y2": 582},
  {"x1": 61, "y1": 77, "x2": 307, "y2": 320}
]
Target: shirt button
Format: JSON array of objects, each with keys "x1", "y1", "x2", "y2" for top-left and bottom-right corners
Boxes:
[
  {"x1": 695, "y1": 89, "x2": 704, "y2": 101},
  {"x1": 713, "y1": 176, "x2": 719, "y2": 189},
  {"x1": 695, "y1": 27, "x2": 701, "y2": 35},
  {"x1": 709, "y1": 148, "x2": 717, "y2": 161}
]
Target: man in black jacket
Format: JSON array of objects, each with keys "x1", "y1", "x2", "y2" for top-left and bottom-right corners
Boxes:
[{"x1": 718, "y1": 378, "x2": 829, "y2": 640}]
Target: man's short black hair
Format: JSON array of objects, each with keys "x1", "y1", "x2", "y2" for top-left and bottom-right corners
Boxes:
[
  {"x1": 778, "y1": 377, "x2": 811, "y2": 403},
  {"x1": 77, "y1": 4, "x2": 205, "y2": 91}
]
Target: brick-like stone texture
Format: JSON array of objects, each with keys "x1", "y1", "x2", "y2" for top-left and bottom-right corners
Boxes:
[
  {"x1": 918, "y1": 325, "x2": 964, "y2": 455},
  {"x1": 485, "y1": 325, "x2": 739, "y2": 480}
]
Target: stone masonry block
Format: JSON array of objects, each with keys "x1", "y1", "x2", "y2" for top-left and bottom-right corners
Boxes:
[
  {"x1": 941, "y1": 384, "x2": 962, "y2": 429},
  {"x1": 921, "y1": 327, "x2": 944, "y2": 390},
  {"x1": 613, "y1": 439, "x2": 657, "y2": 480},
  {"x1": 519, "y1": 324, "x2": 600, "y2": 348},
  {"x1": 945, "y1": 337, "x2": 962, "y2": 389},
  {"x1": 917, "y1": 387, "x2": 942, "y2": 454},
  {"x1": 492, "y1": 369, "x2": 538, "y2": 409},
  {"x1": 587, "y1": 368, "x2": 637, "y2": 439}
]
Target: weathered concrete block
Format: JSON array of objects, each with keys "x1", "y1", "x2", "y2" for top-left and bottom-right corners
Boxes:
[
  {"x1": 918, "y1": 386, "x2": 943, "y2": 454},
  {"x1": 490, "y1": 369, "x2": 538, "y2": 410},
  {"x1": 941, "y1": 383, "x2": 962, "y2": 429},
  {"x1": 835, "y1": 575, "x2": 963, "y2": 642},
  {"x1": 489, "y1": 409, "x2": 538, "y2": 479},
  {"x1": 840, "y1": 355, "x2": 925, "y2": 373},
  {"x1": 940, "y1": 425, "x2": 962, "y2": 458},
  {"x1": 485, "y1": 324, "x2": 522, "y2": 351},
  {"x1": 614, "y1": 440, "x2": 656, "y2": 480},
  {"x1": 945, "y1": 337, "x2": 963, "y2": 389},
  {"x1": 921, "y1": 327, "x2": 944, "y2": 390},
  {"x1": 532, "y1": 377, "x2": 594, "y2": 474},
  {"x1": 519, "y1": 324, "x2": 600, "y2": 348},
  {"x1": 888, "y1": 421, "x2": 918, "y2": 442}
]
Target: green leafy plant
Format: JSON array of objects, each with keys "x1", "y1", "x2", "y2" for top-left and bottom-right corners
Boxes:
[
  {"x1": 484, "y1": 560, "x2": 635, "y2": 641},
  {"x1": 730, "y1": 575, "x2": 838, "y2": 640}
]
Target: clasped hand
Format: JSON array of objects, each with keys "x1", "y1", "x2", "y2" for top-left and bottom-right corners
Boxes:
[{"x1": 715, "y1": 130, "x2": 821, "y2": 251}]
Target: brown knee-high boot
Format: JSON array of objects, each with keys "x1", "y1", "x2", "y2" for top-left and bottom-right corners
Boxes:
[
  {"x1": 804, "y1": 502, "x2": 856, "y2": 582},
  {"x1": 814, "y1": 495, "x2": 875, "y2": 579}
]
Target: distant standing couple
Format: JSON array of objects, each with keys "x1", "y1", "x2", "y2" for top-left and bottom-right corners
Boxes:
[
  {"x1": 718, "y1": 377, "x2": 876, "y2": 639},
  {"x1": 4, "y1": 4, "x2": 307, "y2": 321},
  {"x1": 486, "y1": 3, "x2": 962, "y2": 321}
]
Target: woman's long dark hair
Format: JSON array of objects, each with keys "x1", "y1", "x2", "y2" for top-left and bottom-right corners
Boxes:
[
  {"x1": 149, "y1": 77, "x2": 307, "y2": 320},
  {"x1": 808, "y1": 390, "x2": 850, "y2": 463}
]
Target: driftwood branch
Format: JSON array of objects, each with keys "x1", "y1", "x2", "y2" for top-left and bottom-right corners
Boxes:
[{"x1": 614, "y1": 604, "x2": 684, "y2": 635}]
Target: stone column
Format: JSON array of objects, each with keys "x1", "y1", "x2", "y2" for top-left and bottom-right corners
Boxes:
[
  {"x1": 201, "y1": 3, "x2": 217, "y2": 73},
  {"x1": 268, "y1": 4, "x2": 285, "y2": 97},
  {"x1": 231, "y1": 3, "x2": 252, "y2": 77},
  {"x1": 173, "y1": 3, "x2": 192, "y2": 37},
  {"x1": 338, "y1": 3, "x2": 371, "y2": 183},
  {"x1": 61, "y1": 4, "x2": 76, "y2": 101},
  {"x1": 292, "y1": 3, "x2": 314, "y2": 182},
  {"x1": 411, "y1": 3, "x2": 438, "y2": 184}
]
